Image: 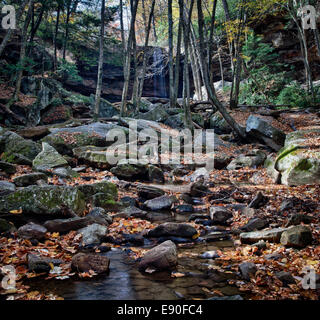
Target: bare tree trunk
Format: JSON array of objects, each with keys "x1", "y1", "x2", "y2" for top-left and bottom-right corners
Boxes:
[
  {"x1": 230, "y1": 4, "x2": 245, "y2": 109},
  {"x1": 314, "y1": 28, "x2": 320, "y2": 57},
  {"x1": 63, "y1": 0, "x2": 72, "y2": 60},
  {"x1": 168, "y1": 0, "x2": 175, "y2": 108},
  {"x1": 189, "y1": 39, "x2": 202, "y2": 101},
  {"x1": 120, "y1": 0, "x2": 139, "y2": 117},
  {"x1": 54, "y1": 4, "x2": 61, "y2": 71},
  {"x1": 173, "y1": 19, "x2": 182, "y2": 106},
  {"x1": 0, "y1": 0, "x2": 30, "y2": 57},
  {"x1": 94, "y1": 0, "x2": 106, "y2": 118},
  {"x1": 14, "y1": 0, "x2": 34, "y2": 101},
  {"x1": 221, "y1": 0, "x2": 234, "y2": 72},
  {"x1": 197, "y1": 0, "x2": 246, "y2": 139},
  {"x1": 136, "y1": 0, "x2": 156, "y2": 107},
  {"x1": 179, "y1": 0, "x2": 195, "y2": 130},
  {"x1": 29, "y1": 1, "x2": 46, "y2": 45}
]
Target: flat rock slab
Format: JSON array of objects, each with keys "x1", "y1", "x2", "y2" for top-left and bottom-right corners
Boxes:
[
  {"x1": 240, "y1": 228, "x2": 287, "y2": 244},
  {"x1": 147, "y1": 222, "x2": 198, "y2": 239}
]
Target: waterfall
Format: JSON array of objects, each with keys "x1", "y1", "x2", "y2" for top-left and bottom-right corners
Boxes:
[{"x1": 152, "y1": 48, "x2": 167, "y2": 98}]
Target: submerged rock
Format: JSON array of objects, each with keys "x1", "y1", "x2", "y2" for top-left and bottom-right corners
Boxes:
[
  {"x1": 139, "y1": 240, "x2": 178, "y2": 272},
  {"x1": 144, "y1": 195, "x2": 176, "y2": 211},
  {"x1": 71, "y1": 253, "x2": 110, "y2": 274},
  {"x1": 240, "y1": 228, "x2": 287, "y2": 244},
  {"x1": 137, "y1": 185, "x2": 165, "y2": 200},
  {"x1": 147, "y1": 222, "x2": 197, "y2": 239}
]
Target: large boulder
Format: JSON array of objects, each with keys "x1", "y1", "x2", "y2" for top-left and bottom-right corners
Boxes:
[
  {"x1": 137, "y1": 185, "x2": 165, "y2": 200},
  {"x1": 144, "y1": 195, "x2": 176, "y2": 211},
  {"x1": 246, "y1": 115, "x2": 286, "y2": 151},
  {"x1": 32, "y1": 142, "x2": 68, "y2": 171},
  {"x1": 71, "y1": 253, "x2": 110, "y2": 274},
  {"x1": 210, "y1": 207, "x2": 233, "y2": 225},
  {"x1": 280, "y1": 225, "x2": 312, "y2": 248},
  {"x1": 139, "y1": 104, "x2": 169, "y2": 122},
  {"x1": 43, "y1": 122, "x2": 124, "y2": 155},
  {"x1": 271, "y1": 132, "x2": 320, "y2": 186},
  {"x1": 0, "y1": 131, "x2": 41, "y2": 163},
  {"x1": 17, "y1": 222, "x2": 47, "y2": 240},
  {"x1": 13, "y1": 172, "x2": 48, "y2": 187},
  {"x1": 227, "y1": 149, "x2": 266, "y2": 170},
  {"x1": 44, "y1": 215, "x2": 109, "y2": 233},
  {"x1": 240, "y1": 228, "x2": 287, "y2": 244},
  {"x1": 77, "y1": 181, "x2": 118, "y2": 200},
  {"x1": 0, "y1": 181, "x2": 16, "y2": 196},
  {"x1": 0, "y1": 161, "x2": 17, "y2": 175},
  {"x1": 138, "y1": 240, "x2": 178, "y2": 272},
  {"x1": 0, "y1": 186, "x2": 86, "y2": 216},
  {"x1": 78, "y1": 223, "x2": 107, "y2": 246},
  {"x1": 110, "y1": 161, "x2": 148, "y2": 180},
  {"x1": 147, "y1": 222, "x2": 198, "y2": 239},
  {"x1": 209, "y1": 113, "x2": 232, "y2": 134}
]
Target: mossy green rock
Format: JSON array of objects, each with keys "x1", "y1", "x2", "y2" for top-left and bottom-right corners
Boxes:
[
  {"x1": 0, "y1": 132, "x2": 41, "y2": 163},
  {"x1": 33, "y1": 142, "x2": 68, "y2": 171},
  {"x1": 110, "y1": 162, "x2": 148, "y2": 180},
  {"x1": 0, "y1": 186, "x2": 86, "y2": 216},
  {"x1": 77, "y1": 181, "x2": 118, "y2": 200},
  {"x1": 73, "y1": 146, "x2": 112, "y2": 168},
  {"x1": 273, "y1": 132, "x2": 320, "y2": 186}
]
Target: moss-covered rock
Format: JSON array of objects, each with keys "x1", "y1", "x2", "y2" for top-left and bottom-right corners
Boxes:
[
  {"x1": 77, "y1": 181, "x2": 118, "y2": 200},
  {"x1": 0, "y1": 132, "x2": 41, "y2": 163},
  {"x1": 0, "y1": 186, "x2": 86, "y2": 216},
  {"x1": 272, "y1": 135, "x2": 320, "y2": 186},
  {"x1": 33, "y1": 142, "x2": 68, "y2": 171},
  {"x1": 110, "y1": 162, "x2": 148, "y2": 180}
]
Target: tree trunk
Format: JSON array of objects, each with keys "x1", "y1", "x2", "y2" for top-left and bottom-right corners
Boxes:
[
  {"x1": 197, "y1": 0, "x2": 246, "y2": 139},
  {"x1": 63, "y1": 0, "x2": 72, "y2": 60},
  {"x1": 136, "y1": 0, "x2": 156, "y2": 107},
  {"x1": 0, "y1": 0, "x2": 30, "y2": 58},
  {"x1": 179, "y1": 0, "x2": 195, "y2": 130},
  {"x1": 173, "y1": 19, "x2": 182, "y2": 106},
  {"x1": 14, "y1": 0, "x2": 34, "y2": 101},
  {"x1": 120, "y1": 0, "x2": 139, "y2": 117},
  {"x1": 168, "y1": 0, "x2": 175, "y2": 108},
  {"x1": 94, "y1": 0, "x2": 106, "y2": 118},
  {"x1": 54, "y1": 4, "x2": 61, "y2": 71},
  {"x1": 29, "y1": 1, "x2": 46, "y2": 45}
]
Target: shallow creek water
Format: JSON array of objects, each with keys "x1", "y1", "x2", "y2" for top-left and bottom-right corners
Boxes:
[{"x1": 27, "y1": 208, "x2": 242, "y2": 300}]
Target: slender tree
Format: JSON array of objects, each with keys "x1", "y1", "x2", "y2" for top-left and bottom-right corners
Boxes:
[
  {"x1": 120, "y1": 0, "x2": 140, "y2": 117},
  {"x1": 197, "y1": 0, "x2": 246, "y2": 138},
  {"x1": 14, "y1": 0, "x2": 34, "y2": 101},
  {"x1": 0, "y1": 0, "x2": 30, "y2": 57},
  {"x1": 94, "y1": 0, "x2": 106, "y2": 118}
]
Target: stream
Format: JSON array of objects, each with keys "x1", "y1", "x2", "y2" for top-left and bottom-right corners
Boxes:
[{"x1": 27, "y1": 202, "x2": 242, "y2": 300}]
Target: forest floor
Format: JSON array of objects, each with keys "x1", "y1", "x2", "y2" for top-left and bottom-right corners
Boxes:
[{"x1": 1, "y1": 84, "x2": 320, "y2": 300}]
